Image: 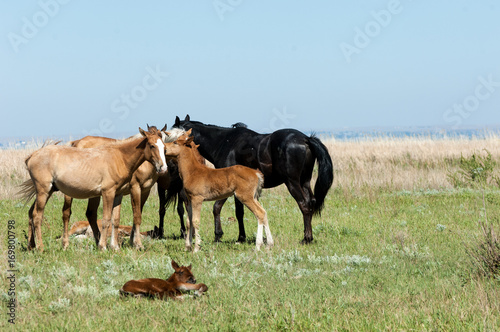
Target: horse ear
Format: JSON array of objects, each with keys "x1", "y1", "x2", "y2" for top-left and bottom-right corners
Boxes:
[
  {"x1": 185, "y1": 114, "x2": 190, "y2": 121},
  {"x1": 161, "y1": 124, "x2": 167, "y2": 131},
  {"x1": 171, "y1": 260, "x2": 179, "y2": 270},
  {"x1": 174, "y1": 116, "x2": 180, "y2": 127},
  {"x1": 139, "y1": 127, "x2": 146, "y2": 137},
  {"x1": 186, "y1": 128, "x2": 193, "y2": 135},
  {"x1": 194, "y1": 144, "x2": 200, "y2": 149},
  {"x1": 147, "y1": 123, "x2": 151, "y2": 130},
  {"x1": 187, "y1": 264, "x2": 192, "y2": 271}
]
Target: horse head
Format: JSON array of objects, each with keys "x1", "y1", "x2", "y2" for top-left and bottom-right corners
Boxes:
[
  {"x1": 170, "y1": 260, "x2": 196, "y2": 284},
  {"x1": 139, "y1": 127, "x2": 168, "y2": 174}
]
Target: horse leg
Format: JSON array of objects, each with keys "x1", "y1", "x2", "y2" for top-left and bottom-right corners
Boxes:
[
  {"x1": 61, "y1": 195, "x2": 73, "y2": 249},
  {"x1": 212, "y1": 198, "x2": 227, "y2": 242},
  {"x1": 185, "y1": 200, "x2": 193, "y2": 251},
  {"x1": 285, "y1": 180, "x2": 314, "y2": 244},
  {"x1": 178, "y1": 192, "x2": 186, "y2": 238},
  {"x1": 98, "y1": 191, "x2": 115, "y2": 250},
  {"x1": 31, "y1": 190, "x2": 53, "y2": 252},
  {"x1": 190, "y1": 197, "x2": 203, "y2": 252},
  {"x1": 109, "y1": 195, "x2": 123, "y2": 250},
  {"x1": 157, "y1": 183, "x2": 166, "y2": 239},
  {"x1": 237, "y1": 194, "x2": 273, "y2": 251},
  {"x1": 129, "y1": 186, "x2": 144, "y2": 250},
  {"x1": 139, "y1": 188, "x2": 152, "y2": 240},
  {"x1": 234, "y1": 197, "x2": 246, "y2": 242},
  {"x1": 27, "y1": 202, "x2": 36, "y2": 250},
  {"x1": 86, "y1": 197, "x2": 101, "y2": 246}
]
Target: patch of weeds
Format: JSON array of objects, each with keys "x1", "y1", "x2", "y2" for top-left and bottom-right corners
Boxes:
[
  {"x1": 307, "y1": 253, "x2": 371, "y2": 266},
  {"x1": 448, "y1": 149, "x2": 498, "y2": 188},
  {"x1": 293, "y1": 268, "x2": 322, "y2": 278},
  {"x1": 340, "y1": 227, "x2": 362, "y2": 237},
  {"x1": 276, "y1": 249, "x2": 303, "y2": 264},
  {"x1": 465, "y1": 194, "x2": 500, "y2": 280},
  {"x1": 48, "y1": 298, "x2": 71, "y2": 313},
  {"x1": 436, "y1": 224, "x2": 446, "y2": 232},
  {"x1": 386, "y1": 243, "x2": 430, "y2": 260}
]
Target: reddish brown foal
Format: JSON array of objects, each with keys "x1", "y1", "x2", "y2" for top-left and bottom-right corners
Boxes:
[
  {"x1": 164, "y1": 129, "x2": 274, "y2": 252},
  {"x1": 120, "y1": 260, "x2": 208, "y2": 300},
  {"x1": 21, "y1": 128, "x2": 167, "y2": 251}
]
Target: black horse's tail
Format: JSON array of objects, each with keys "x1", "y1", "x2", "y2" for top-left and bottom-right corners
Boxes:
[
  {"x1": 308, "y1": 135, "x2": 334, "y2": 215},
  {"x1": 164, "y1": 163, "x2": 183, "y2": 209}
]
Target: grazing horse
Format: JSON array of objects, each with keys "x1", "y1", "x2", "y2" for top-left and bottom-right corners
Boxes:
[
  {"x1": 164, "y1": 130, "x2": 273, "y2": 252},
  {"x1": 172, "y1": 115, "x2": 334, "y2": 244},
  {"x1": 20, "y1": 128, "x2": 167, "y2": 252},
  {"x1": 60, "y1": 125, "x2": 186, "y2": 250},
  {"x1": 120, "y1": 260, "x2": 208, "y2": 300}
]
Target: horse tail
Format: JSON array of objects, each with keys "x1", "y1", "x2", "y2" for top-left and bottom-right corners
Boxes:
[
  {"x1": 18, "y1": 179, "x2": 36, "y2": 205},
  {"x1": 165, "y1": 165, "x2": 183, "y2": 209},
  {"x1": 308, "y1": 135, "x2": 334, "y2": 215},
  {"x1": 255, "y1": 170, "x2": 264, "y2": 200}
]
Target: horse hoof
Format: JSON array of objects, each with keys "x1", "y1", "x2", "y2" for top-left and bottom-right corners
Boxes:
[
  {"x1": 98, "y1": 244, "x2": 107, "y2": 251},
  {"x1": 300, "y1": 238, "x2": 313, "y2": 245},
  {"x1": 237, "y1": 236, "x2": 246, "y2": 243}
]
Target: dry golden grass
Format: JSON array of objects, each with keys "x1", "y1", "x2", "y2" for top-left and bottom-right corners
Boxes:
[
  {"x1": 323, "y1": 134, "x2": 500, "y2": 194},
  {"x1": 1, "y1": 135, "x2": 499, "y2": 200},
  {"x1": 0, "y1": 148, "x2": 36, "y2": 200}
]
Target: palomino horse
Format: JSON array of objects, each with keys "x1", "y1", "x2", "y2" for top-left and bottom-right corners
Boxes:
[
  {"x1": 60, "y1": 125, "x2": 186, "y2": 250},
  {"x1": 66, "y1": 219, "x2": 152, "y2": 239},
  {"x1": 120, "y1": 260, "x2": 208, "y2": 300},
  {"x1": 20, "y1": 128, "x2": 168, "y2": 252},
  {"x1": 172, "y1": 115, "x2": 334, "y2": 244},
  {"x1": 164, "y1": 130, "x2": 273, "y2": 252}
]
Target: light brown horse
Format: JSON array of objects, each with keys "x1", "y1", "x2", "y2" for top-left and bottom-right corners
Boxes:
[
  {"x1": 60, "y1": 126, "x2": 185, "y2": 250},
  {"x1": 66, "y1": 219, "x2": 152, "y2": 239},
  {"x1": 120, "y1": 260, "x2": 208, "y2": 300},
  {"x1": 20, "y1": 128, "x2": 167, "y2": 252},
  {"x1": 164, "y1": 129, "x2": 274, "y2": 252}
]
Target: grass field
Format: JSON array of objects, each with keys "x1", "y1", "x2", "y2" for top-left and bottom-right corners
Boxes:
[{"x1": 1, "y1": 136, "x2": 500, "y2": 331}]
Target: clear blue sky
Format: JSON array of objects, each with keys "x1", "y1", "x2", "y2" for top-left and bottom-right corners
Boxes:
[{"x1": 1, "y1": 1, "x2": 499, "y2": 139}]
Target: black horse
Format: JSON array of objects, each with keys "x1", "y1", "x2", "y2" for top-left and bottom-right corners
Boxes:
[{"x1": 170, "y1": 115, "x2": 334, "y2": 244}]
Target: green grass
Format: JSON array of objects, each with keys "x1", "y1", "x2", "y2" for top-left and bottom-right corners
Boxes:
[{"x1": 1, "y1": 186, "x2": 499, "y2": 331}]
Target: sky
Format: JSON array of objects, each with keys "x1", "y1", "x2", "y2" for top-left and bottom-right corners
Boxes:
[{"x1": 1, "y1": 0, "x2": 499, "y2": 139}]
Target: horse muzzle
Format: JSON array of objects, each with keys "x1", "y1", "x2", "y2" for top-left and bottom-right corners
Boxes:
[{"x1": 156, "y1": 164, "x2": 168, "y2": 174}]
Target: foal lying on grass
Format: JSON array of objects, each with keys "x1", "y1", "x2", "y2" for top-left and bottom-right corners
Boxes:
[
  {"x1": 120, "y1": 260, "x2": 208, "y2": 300},
  {"x1": 164, "y1": 129, "x2": 274, "y2": 252},
  {"x1": 65, "y1": 219, "x2": 154, "y2": 240}
]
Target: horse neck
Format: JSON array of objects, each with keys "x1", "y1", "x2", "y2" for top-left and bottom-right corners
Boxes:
[
  {"x1": 176, "y1": 145, "x2": 204, "y2": 176},
  {"x1": 165, "y1": 273, "x2": 177, "y2": 284},
  {"x1": 188, "y1": 125, "x2": 229, "y2": 163},
  {"x1": 115, "y1": 138, "x2": 147, "y2": 174}
]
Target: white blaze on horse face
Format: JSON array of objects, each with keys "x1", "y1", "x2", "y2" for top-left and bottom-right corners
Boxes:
[{"x1": 155, "y1": 138, "x2": 168, "y2": 173}]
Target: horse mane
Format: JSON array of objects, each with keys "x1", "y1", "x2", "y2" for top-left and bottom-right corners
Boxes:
[
  {"x1": 165, "y1": 128, "x2": 186, "y2": 142},
  {"x1": 232, "y1": 122, "x2": 247, "y2": 128}
]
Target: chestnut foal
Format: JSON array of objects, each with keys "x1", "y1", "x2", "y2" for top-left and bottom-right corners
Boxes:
[
  {"x1": 164, "y1": 130, "x2": 274, "y2": 252},
  {"x1": 120, "y1": 260, "x2": 208, "y2": 300},
  {"x1": 20, "y1": 128, "x2": 167, "y2": 251}
]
